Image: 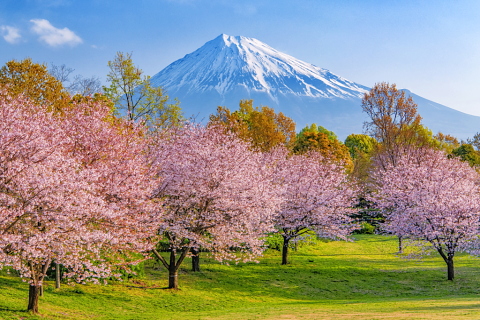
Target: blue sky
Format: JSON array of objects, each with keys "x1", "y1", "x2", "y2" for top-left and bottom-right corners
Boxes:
[{"x1": 1, "y1": 0, "x2": 480, "y2": 116}]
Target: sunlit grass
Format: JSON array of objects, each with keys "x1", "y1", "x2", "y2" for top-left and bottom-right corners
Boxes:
[{"x1": 1, "y1": 235, "x2": 480, "y2": 319}]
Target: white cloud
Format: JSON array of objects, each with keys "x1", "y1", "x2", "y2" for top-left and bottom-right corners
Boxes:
[
  {"x1": 1, "y1": 26, "x2": 21, "y2": 44},
  {"x1": 30, "y1": 19, "x2": 82, "y2": 47}
]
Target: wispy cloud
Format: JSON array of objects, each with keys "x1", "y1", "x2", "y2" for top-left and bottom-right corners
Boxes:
[
  {"x1": 1, "y1": 26, "x2": 21, "y2": 44},
  {"x1": 30, "y1": 19, "x2": 82, "y2": 47}
]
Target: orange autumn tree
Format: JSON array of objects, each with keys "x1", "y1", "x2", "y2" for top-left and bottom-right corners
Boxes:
[
  {"x1": 0, "y1": 58, "x2": 70, "y2": 113},
  {"x1": 209, "y1": 99, "x2": 296, "y2": 152},
  {"x1": 293, "y1": 124, "x2": 353, "y2": 170},
  {"x1": 362, "y1": 82, "x2": 439, "y2": 253}
]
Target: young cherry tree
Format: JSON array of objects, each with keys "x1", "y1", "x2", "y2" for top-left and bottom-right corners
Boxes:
[
  {"x1": 370, "y1": 148, "x2": 480, "y2": 280},
  {"x1": 0, "y1": 92, "x2": 158, "y2": 313},
  {"x1": 273, "y1": 150, "x2": 358, "y2": 265},
  {"x1": 150, "y1": 125, "x2": 279, "y2": 289}
]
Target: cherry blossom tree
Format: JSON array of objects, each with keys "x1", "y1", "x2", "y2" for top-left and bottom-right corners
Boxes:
[
  {"x1": 370, "y1": 148, "x2": 480, "y2": 280},
  {"x1": 150, "y1": 125, "x2": 279, "y2": 289},
  {"x1": 0, "y1": 91, "x2": 158, "y2": 312},
  {"x1": 273, "y1": 150, "x2": 358, "y2": 265}
]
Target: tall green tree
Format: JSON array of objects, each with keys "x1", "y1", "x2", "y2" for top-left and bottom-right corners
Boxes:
[
  {"x1": 104, "y1": 52, "x2": 182, "y2": 128},
  {"x1": 344, "y1": 133, "x2": 377, "y2": 183},
  {"x1": 298, "y1": 124, "x2": 338, "y2": 143},
  {"x1": 451, "y1": 144, "x2": 480, "y2": 167},
  {"x1": 344, "y1": 134, "x2": 376, "y2": 160}
]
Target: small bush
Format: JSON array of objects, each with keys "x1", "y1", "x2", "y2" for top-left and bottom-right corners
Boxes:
[
  {"x1": 117, "y1": 261, "x2": 146, "y2": 280},
  {"x1": 264, "y1": 233, "x2": 284, "y2": 251},
  {"x1": 354, "y1": 222, "x2": 376, "y2": 234}
]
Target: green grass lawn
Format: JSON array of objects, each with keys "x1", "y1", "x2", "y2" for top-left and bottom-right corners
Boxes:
[{"x1": 2, "y1": 235, "x2": 480, "y2": 319}]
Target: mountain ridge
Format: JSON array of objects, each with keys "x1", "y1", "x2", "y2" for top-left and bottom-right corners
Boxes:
[
  {"x1": 150, "y1": 34, "x2": 480, "y2": 140},
  {"x1": 151, "y1": 34, "x2": 369, "y2": 100}
]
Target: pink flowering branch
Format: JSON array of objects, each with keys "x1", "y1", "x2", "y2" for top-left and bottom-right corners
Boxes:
[
  {"x1": 150, "y1": 124, "x2": 280, "y2": 288},
  {"x1": 370, "y1": 148, "x2": 480, "y2": 280},
  {"x1": 272, "y1": 149, "x2": 358, "y2": 265},
  {"x1": 0, "y1": 91, "x2": 159, "y2": 312}
]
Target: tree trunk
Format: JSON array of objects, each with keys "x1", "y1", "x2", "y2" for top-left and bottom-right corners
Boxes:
[
  {"x1": 28, "y1": 284, "x2": 41, "y2": 313},
  {"x1": 447, "y1": 258, "x2": 454, "y2": 281},
  {"x1": 191, "y1": 248, "x2": 200, "y2": 272},
  {"x1": 435, "y1": 245, "x2": 455, "y2": 281},
  {"x1": 152, "y1": 246, "x2": 190, "y2": 289},
  {"x1": 168, "y1": 250, "x2": 178, "y2": 289},
  {"x1": 397, "y1": 235, "x2": 403, "y2": 254},
  {"x1": 168, "y1": 266, "x2": 178, "y2": 289},
  {"x1": 55, "y1": 263, "x2": 61, "y2": 289},
  {"x1": 282, "y1": 236, "x2": 290, "y2": 265}
]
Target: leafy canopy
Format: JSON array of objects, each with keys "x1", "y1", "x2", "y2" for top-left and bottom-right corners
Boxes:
[
  {"x1": 0, "y1": 58, "x2": 69, "y2": 113},
  {"x1": 103, "y1": 52, "x2": 183, "y2": 128},
  {"x1": 293, "y1": 124, "x2": 352, "y2": 169},
  {"x1": 209, "y1": 99, "x2": 296, "y2": 152}
]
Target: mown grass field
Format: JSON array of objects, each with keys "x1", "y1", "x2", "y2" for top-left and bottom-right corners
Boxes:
[{"x1": 2, "y1": 235, "x2": 480, "y2": 319}]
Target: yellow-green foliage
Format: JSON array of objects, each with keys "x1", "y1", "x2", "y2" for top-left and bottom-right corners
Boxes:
[{"x1": 103, "y1": 52, "x2": 183, "y2": 129}]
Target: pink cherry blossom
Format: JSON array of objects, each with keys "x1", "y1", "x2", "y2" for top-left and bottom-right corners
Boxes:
[
  {"x1": 370, "y1": 147, "x2": 480, "y2": 280},
  {"x1": 150, "y1": 124, "x2": 280, "y2": 288},
  {"x1": 0, "y1": 91, "x2": 159, "y2": 312},
  {"x1": 273, "y1": 149, "x2": 358, "y2": 265}
]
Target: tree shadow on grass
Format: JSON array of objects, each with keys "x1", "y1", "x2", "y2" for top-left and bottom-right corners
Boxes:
[
  {"x1": 183, "y1": 249, "x2": 480, "y2": 304},
  {"x1": 0, "y1": 275, "x2": 25, "y2": 287},
  {"x1": 0, "y1": 306, "x2": 28, "y2": 313}
]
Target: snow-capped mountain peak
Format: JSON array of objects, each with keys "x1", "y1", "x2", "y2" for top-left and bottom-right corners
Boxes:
[
  {"x1": 149, "y1": 34, "x2": 480, "y2": 141},
  {"x1": 150, "y1": 34, "x2": 369, "y2": 100}
]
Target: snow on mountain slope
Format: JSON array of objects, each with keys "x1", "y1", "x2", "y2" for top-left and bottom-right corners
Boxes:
[
  {"x1": 150, "y1": 34, "x2": 369, "y2": 100},
  {"x1": 150, "y1": 34, "x2": 480, "y2": 141}
]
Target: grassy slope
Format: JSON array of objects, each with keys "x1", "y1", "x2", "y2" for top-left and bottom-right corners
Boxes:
[{"x1": 1, "y1": 235, "x2": 480, "y2": 319}]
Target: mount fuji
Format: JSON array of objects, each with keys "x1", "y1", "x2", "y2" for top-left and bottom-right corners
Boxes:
[{"x1": 150, "y1": 34, "x2": 480, "y2": 140}]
